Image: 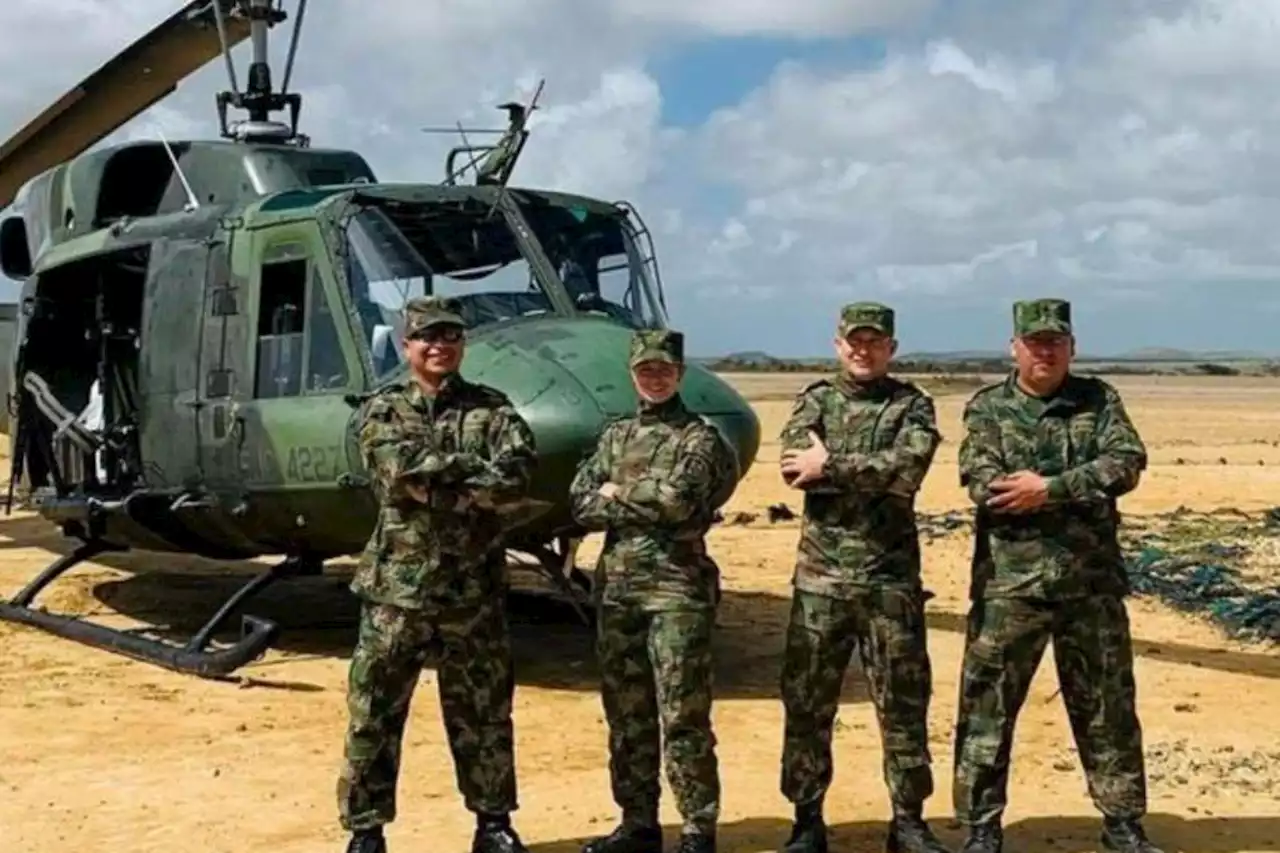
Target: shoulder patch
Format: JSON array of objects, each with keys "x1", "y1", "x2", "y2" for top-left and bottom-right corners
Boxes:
[{"x1": 694, "y1": 416, "x2": 742, "y2": 507}]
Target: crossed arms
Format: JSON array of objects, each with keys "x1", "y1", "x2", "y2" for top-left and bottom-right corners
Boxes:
[
  {"x1": 569, "y1": 420, "x2": 721, "y2": 530},
  {"x1": 359, "y1": 395, "x2": 537, "y2": 512},
  {"x1": 958, "y1": 386, "x2": 1147, "y2": 513},
  {"x1": 779, "y1": 389, "x2": 941, "y2": 498}
]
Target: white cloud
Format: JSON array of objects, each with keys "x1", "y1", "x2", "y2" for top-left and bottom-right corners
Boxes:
[
  {"x1": 512, "y1": 69, "x2": 671, "y2": 202},
  {"x1": 687, "y1": 0, "x2": 1280, "y2": 301},
  {"x1": 612, "y1": 0, "x2": 933, "y2": 37},
  {"x1": 0, "y1": 0, "x2": 1277, "y2": 348}
]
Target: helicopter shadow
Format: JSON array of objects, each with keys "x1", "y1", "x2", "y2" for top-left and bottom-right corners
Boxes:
[
  {"x1": 87, "y1": 567, "x2": 834, "y2": 700},
  {"x1": 91, "y1": 556, "x2": 1280, "y2": 691},
  {"x1": 3, "y1": 514, "x2": 1277, "y2": 692},
  {"x1": 0, "y1": 513, "x2": 849, "y2": 701}
]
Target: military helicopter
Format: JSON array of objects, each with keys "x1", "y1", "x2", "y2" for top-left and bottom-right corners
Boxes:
[{"x1": 0, "y1": 0, "x2": 761, "y2": 679}]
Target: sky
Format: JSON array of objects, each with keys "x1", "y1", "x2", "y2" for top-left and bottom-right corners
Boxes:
[{"x1": 1, "y1": 0, "x2": 1278, "y2": 358}]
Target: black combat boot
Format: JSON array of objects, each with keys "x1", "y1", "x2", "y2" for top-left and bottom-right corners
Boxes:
[
  {"x1": 1100, "y1": 818, "x2": 1165, "y2": 853},
  {"x1": 780, "y1": 801, "x2": 827, "y2": 853},
  {"x1": 885, "y1": 808, "x2": 951, "y2": 853},
  {"x1": 959, "y1": 823, "x2": 1001, "y2": 853},
  {"x1": 472, "y1": 812, "x2": 529, "y2": 853},
  {"x1": 345, "y1": 827, "x2": 386, "y2": 853},
  {"x1": 581, "y1": 822, "x2": 663, "y2": 853},
  {"x1": 674, "y1": 830, "x2": 716, "y2": 853}
]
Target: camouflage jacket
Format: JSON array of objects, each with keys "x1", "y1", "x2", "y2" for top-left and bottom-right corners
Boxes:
[
  {"x1": 352, "y1": 373, "x2": 537, "y2": 609},
  {"x1": 780, "y1": 373, "x2": 941, "y2": 598},
  {"x1": 568, "y1": 394, "x2": 732, "y2": 611},
  {"x1": 958, "y1": 371, "x2": 1147, "y2": 601}
]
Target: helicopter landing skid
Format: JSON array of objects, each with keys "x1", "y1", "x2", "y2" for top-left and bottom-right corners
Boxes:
[{"x1": 0, "y1": 543, "x2": 311, "y2": 679}]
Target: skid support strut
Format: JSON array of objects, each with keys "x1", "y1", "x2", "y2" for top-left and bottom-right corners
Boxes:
[
  {"x1": 0, "y1": 543, "x2": 312, "y2": 679},
  {"x1": 524, "y1": 535, "x2": 593, "y2": 625}
]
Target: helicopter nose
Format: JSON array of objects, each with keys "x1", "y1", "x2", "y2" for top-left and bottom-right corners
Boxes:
[
  {"x1": 677, "y1": 363, "x2": 761, "y2": 475},
  {"x1": 460, "y1": 315, "x2": 762, "y2": 485}
]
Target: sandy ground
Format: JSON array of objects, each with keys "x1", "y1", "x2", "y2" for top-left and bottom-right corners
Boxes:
[{"x1": 1, "y1": 373, "x2": 1277, "y2": 852}]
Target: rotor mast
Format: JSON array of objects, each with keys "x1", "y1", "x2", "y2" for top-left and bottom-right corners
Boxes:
[{"x1": 212, "y1": 0, "x2": 308, "y2": 145}]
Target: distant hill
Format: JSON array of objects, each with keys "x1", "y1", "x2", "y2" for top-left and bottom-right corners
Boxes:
[
  {"x1": 897, "y1": 350, "x2": 1007, "y2": 362},
  {"x1": 1110, "y1": 347, "x2": 1273, "y2": 362},
  {"x1": 695, "y1": 347, "x2": 1280, "y2": 378},
  {"x1": 715, "y1": 350, "x2": 781, "y2": 365},
  {"x1": 698, "y1": 348, "x2": 1279, "y2": 364}
]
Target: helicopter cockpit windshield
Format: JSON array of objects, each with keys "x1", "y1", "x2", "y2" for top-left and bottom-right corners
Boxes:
[{"x1": 342, "y1": 196, "x2": 668, "y2": 380}]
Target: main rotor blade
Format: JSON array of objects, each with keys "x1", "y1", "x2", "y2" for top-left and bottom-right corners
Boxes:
[{"x1": 0, "y1": 0, "x2": 251, "y2": 210}]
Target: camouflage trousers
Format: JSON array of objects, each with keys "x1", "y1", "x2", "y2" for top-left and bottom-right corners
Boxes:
[
  {"x1": 597, "y1": 603, "x2": 720, "y2": 835},
  {"x1": 337, "y1": 596, "x2": 517, "y2": 831},
  {"x1": 780, "y1": 587, "x2": 935, "y2": 811},
  {"x1": 952, "y1": 595, "x2": 1147, "y2": 827}
]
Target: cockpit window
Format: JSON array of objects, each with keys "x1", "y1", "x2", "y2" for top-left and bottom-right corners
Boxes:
[
  {"x1": 342, "y1": 202, "x2": 555, "y2": 379},
  {"x1": 342, "y1": 195, "x2": 667, "y2": 380},
  {"x1": 521, "y1": 200, "x2": 666, "y2": 331}
]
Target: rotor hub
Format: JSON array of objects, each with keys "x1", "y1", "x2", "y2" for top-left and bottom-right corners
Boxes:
[{"x1": 211, "y1": 0, "x2": 309, "y2": 145}]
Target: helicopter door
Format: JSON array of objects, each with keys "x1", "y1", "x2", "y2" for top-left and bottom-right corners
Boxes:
[{"x1": 231, "y1": 224, "x2": 369, "y2": 551}]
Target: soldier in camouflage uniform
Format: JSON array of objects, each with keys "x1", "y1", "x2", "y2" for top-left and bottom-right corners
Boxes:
[
  {"x1": 568, "y1": 329, "x2": 735, "y2": 853},
  {"x1": 337, "y1": 296, "x2": 538, "y2": 853},
  {"x1": 952, "y1": 298, "x2": 1164, "y2": 853},
  {"x1": 776, "y1": 302, "x2": 950, "y2": 853}
]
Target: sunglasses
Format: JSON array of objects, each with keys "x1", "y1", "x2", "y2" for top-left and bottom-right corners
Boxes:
[{"x1": 410, "y1": 326, "x2": 464, "y2": 344}]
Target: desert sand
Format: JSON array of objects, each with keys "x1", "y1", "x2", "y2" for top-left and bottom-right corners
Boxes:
[{"x1": 0, "y1": 372, "x2": 1276, "y2": 853}]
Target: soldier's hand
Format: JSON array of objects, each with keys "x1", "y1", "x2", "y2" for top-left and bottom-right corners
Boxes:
[
  {"x1": 986, "y1": 470, "x2": 1049, "y2": 512},
  {"x1": 406, "y1": 483, "x2": 430, "y2": 503},
  {"x1": 598, "y1": 482, "x2": 620, "y2": 500},
  {"x1": 781, "y1": 430, "x2": 829, "y2": 487}
]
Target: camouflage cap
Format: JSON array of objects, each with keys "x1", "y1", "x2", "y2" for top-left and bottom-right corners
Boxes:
[
  {"x1": 1013, "y1": 298, "x2": 1072, "y2": 336},
  {"x1": 839, "y1": 301, "x2": 894, "y2": 337},
  {"x1": 629, "y1": 329, "x2": 684, "y2": 367},
  {"x1": 404, "y1": 295, "x2": 466, "y2": 336}
]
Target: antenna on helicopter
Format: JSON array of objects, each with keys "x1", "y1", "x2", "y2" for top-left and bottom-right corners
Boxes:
[
  {"x1": 431, "y1": 79, "x2": 545, "y2": 188},
  {"x1": 209, "y1": 0, "x2": 309, "y2": 145},
  {"x1": 156, "y1": 129, "x2": 201, "y2": 211}
]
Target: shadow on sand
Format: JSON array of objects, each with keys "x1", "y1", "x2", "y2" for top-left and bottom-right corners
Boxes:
[
  {"x1": 2, "y1": 514, "x2": 1278, "y2": 695},
  {"x1": 0, "y1": 513, "x2": 807, "y2": 698},
  {"x1": 528, "y1": 813, "x2": 1280, "y2": 853}
]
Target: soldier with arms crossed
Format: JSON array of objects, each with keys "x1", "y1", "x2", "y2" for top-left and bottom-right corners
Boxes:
[
  {"x1": 952, "y1": 298, "x2": 1163, "y2": 853},
  {"x1": 776, "y1": 302, "x2": 950, "y2": 853},
  {"x1": 337, "y1": 296, "x2": 538, "y2": 853},
  {"x1": 569, "y1": 329, "x2": 736, "y2": 853}
]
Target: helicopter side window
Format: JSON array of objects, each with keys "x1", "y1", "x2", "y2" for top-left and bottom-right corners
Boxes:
[
  {"x1": 305, "y1": 266, "x2": 350, "y2": 392},
  {"x1": 254, "y1": 255, "x2": 307, "y2": 398}
]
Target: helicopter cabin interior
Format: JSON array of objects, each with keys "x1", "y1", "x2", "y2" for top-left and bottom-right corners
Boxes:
[{"x1": 12, "y1": 243, "x2": 148, "y2": 501}]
